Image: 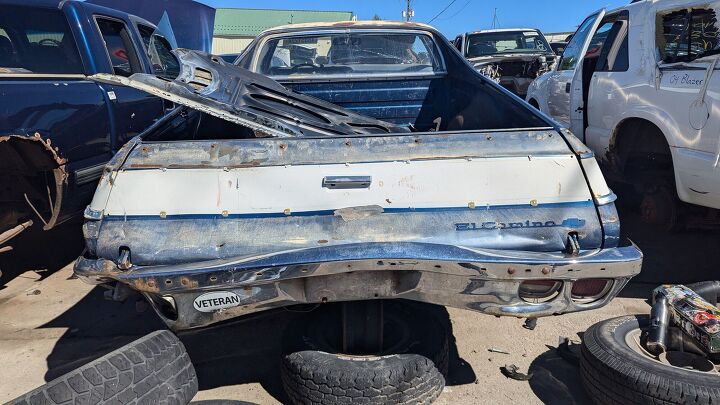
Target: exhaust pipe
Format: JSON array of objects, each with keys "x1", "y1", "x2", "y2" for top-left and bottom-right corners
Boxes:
[{"x1": 646, "y1": 294, "x2": 669, "y2": 355}]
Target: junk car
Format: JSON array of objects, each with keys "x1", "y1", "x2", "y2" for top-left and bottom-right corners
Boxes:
[
  {"x1": 451, "y1": 28, "x2": 556, "y2": 97},
  {"x1": 74, "y1": 21, "x2": 641, "y2": 332},
  {"x1": 526, "y1": 0, "x2": 720, "y2": 230},
  {"x1": 74, "y1": 22, "x2": 643, "y2": 402},
  {"x1": 0, "y1": 0, "x2": 176, "y2": 249}
]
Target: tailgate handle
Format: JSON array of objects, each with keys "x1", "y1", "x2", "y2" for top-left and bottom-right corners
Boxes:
[{"x1": 322, "y1": 176, "x2": 372, "y2": 189}]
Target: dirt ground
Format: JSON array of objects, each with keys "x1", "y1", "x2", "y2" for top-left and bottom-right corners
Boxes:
[{"x1": 0, "y1": 203, "x2": 717, "y2": 404}]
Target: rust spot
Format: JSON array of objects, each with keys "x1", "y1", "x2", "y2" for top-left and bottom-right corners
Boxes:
[
  {"x1": 507, "y1": 268, "x2": 516, "y2": 275},
  {"x1": 318, "y1": 239, "x2": 329, "y2": 244},
  {"x1": 279, "y1": 143, "x2": 287, "y2": 150},
  {"x1": 542, "y1": 267, "x2": 551, "y2": 275}
]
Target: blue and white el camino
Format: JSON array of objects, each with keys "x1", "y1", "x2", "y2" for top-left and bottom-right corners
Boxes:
[{"x1": 75, "y1": 22, "x2": 641, "y2": 331}]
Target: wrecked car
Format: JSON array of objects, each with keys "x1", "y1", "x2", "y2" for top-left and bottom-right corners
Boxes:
[
  {"x1": 0, "y1": 0, "x2": 176, "y2": 249},
  {"x1": 527, "y1": 1, "x2": 720, "y2": 231},
  {"x1": 73, "y1": 21, "x2": 642, "y2": 404},
  {"x1": 452, "y1": 28, "x2": 556, "y2": 97}
]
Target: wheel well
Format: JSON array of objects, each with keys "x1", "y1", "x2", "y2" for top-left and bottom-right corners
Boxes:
[
  {"x1": 611, "y1": 118, "x2": 673, "y2": 176},
  {"x1": 528, "y1": 98, "x2": 539, "y2": 109},
  {"x1": 0, "y1": 135, "x2": 66, "y2": 244}
]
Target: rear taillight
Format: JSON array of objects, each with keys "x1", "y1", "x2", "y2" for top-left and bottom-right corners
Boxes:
[
  {"x1": 571, "y1": 279, "x2": 612, "y2": 303},
  {"x1": 519, "y1": 280, "x2": 562, "y2": 302}
]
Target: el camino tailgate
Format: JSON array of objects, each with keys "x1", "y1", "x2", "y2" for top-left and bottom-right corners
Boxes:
[{"x1": 86, "y1": 130, "x2": 603, "y2": 266}]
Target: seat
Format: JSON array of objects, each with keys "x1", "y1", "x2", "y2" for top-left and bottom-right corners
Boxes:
[{"x1": 0, "y1": 36, "x2": 16, "y2": 67}]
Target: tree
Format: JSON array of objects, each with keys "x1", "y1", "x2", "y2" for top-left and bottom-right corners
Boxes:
[{"x1": 372, "y1": 14, "x2": 382, "y2": 20}]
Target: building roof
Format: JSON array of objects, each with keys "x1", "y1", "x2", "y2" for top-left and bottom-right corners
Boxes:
[{"x1": 213, "y1": 8, "x2": 354, "y2": 37}]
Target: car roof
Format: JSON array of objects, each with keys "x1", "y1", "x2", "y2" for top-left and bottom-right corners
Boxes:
[
  {"x1": 466, "y1": 28, "x2": 541, "y2": 35},
  {"x1": 259, "y1": 20, "x2": 438, "y2": 36}
]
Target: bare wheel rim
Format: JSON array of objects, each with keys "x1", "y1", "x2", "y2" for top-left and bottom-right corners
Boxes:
[{"x1": 624, "y1": 328, "x2": 718, "y2": 374}]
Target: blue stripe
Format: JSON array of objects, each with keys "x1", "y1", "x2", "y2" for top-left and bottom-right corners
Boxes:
[{"x1": 101, "y1": 200, "x2": 593, "y2": 221}]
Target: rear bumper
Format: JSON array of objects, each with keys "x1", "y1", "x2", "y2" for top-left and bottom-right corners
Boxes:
[{"x1": 74, "y1": 241, "x2": 642, "y2": 330}]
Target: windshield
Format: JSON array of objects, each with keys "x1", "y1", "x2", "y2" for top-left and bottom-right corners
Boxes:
[
  {"x1": 256, "y1": 32, "x2": 444, "y2": 78},
  {"x1": 465, "y1": 31, "x2": 551, "y2": 58}
]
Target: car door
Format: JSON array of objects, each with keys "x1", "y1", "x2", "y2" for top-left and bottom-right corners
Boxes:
[
  {"x1": 546, "y1": 10, "x2": 605, "y2": 130},
  {"x1": 95, "y1": 16, "x2": 164, "y2": 150},
  {"x1": 656, "y1": 7, "x2": 720, "y2": 208},
  {"x1": 584, "y1": 14, "x2": 629, "y2": 155}
]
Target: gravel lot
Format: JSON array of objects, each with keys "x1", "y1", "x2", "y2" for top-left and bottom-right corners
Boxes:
[{"x1": 0, "y1": 204, "x2": 717, "y2": 404}]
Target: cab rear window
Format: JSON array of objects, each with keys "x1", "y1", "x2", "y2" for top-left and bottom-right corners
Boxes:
[
  {"x1": 256, "y1": 32, "x2": 445, "y2": 78},
  {"x1": 0, "y1": 6, "x2": 83, "y2": 74}
]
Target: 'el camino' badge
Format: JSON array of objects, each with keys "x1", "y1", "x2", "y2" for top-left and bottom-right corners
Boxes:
[
  {"x1": 193, "y1": 291, "x2": 241, "y2": 312},
  {"x1": 455, "y1": 218, "x2": 585, "y2": 232}
]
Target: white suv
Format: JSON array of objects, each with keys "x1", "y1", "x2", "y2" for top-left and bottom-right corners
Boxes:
[{"x1": 526, "y1": 0, "x2": 720, "y2": 228}]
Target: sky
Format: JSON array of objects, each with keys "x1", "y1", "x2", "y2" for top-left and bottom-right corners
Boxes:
[{"x1": 200, "y1": 0, "x2": 629, "y2": 37}]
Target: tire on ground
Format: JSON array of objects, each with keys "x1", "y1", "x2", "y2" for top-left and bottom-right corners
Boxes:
[
  {"x1": 281, "y1": 300, "x2": 448, "y2": 404},
  {"x1": 10, "y1": 330, "x2": 198, "y2": 405},
  {"x1": 581, "y1": 315, "x2": 720, "y2": 405}
]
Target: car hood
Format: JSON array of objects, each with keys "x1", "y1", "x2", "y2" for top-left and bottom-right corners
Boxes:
[
  {"x1": 91, "y1": 49, "x2": 408, "y2": 138},
  {"x1": 468, "y1": 53, "x2": 554, "y2": 64}
]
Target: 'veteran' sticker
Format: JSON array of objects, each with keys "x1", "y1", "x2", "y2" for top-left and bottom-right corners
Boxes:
[{"x1": 193, "y1": 291, "x2": 241, "y2": 312}]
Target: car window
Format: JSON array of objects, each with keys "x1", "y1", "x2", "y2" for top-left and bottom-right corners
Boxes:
[
  {"x1": 138, "y1": 25, "x2": 179, "y2": 79},
  {"x1": 559, "y1": 13, "x2": 601, "y2": 71},
  {"x1": 0, "y1": 5, "x2": 83, "y2": 74},
  {"x1": 609, "y1": 31, "x2": 629, "y2": 71},
  {"x1": 660, "y1": 8, "x2": 720, "y2": 63},
  {"x1": 585, "y1": 22, "x2": 614, "y2": 59},
  {"x1": 256, "y1": 32, "x2": 445, "y2": 78},
  {"x1": 465, "y1": 31, "x2": 551, "y2": 57},
  {"x1": 96, "y1": 17, "x2": 142, "y2": 77}
]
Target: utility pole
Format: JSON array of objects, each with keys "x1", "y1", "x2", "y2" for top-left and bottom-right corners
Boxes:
[
  {"x1": 402, "y1": 0, "x2": 414, "y2": 22},
  {"x1": 491, "y1": 8, "x2": 499, "y2": 29}
]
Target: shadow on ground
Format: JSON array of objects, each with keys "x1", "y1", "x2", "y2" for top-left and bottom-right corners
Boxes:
[
  {"x1": 527, "y1": 336, "x2": 589, "y2": 405},
  {"x1": 39, "y1": 293, "x2": 475, "y2": 403},
  {"x1": 0, "y1": 219, "x2": 84, "y2": 289}
]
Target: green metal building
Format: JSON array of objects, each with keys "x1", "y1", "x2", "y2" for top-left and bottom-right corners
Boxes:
[{"x1": 212, "y1": 8, "x2": 354, "y2": 55}]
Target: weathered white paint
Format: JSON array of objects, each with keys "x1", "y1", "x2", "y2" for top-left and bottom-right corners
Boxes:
[
  {"x1": 92, "y1": 155, "x2": 591, "y2": 217},
  {"x1": 527, "y1": 0, "x2": 720, "y2": 209}
]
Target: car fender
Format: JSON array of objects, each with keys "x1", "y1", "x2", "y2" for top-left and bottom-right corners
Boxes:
[{"x1": 526, "y1": 72, "x2": 551, "y2": 113}]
